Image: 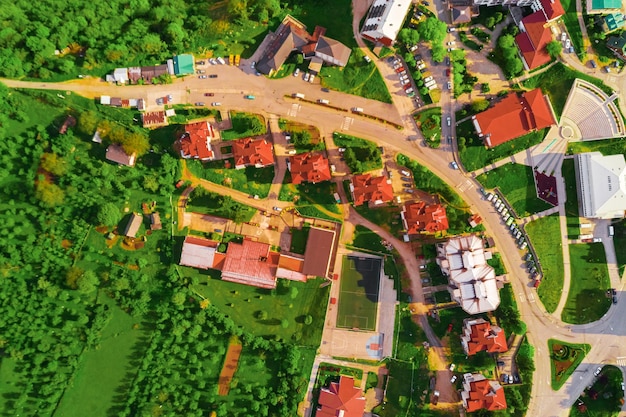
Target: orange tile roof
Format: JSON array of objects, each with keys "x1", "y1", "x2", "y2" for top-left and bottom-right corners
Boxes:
[
  {"x1": 463, "y1": 319, "x2": 508, "y2": 356},
  {"x1": 232, "y1": 137, "x2": 274, "y2": 168},
  {"x1": 540, "y1": 0, "x2": 565, "y2": 20},
  {"x1": 278, "y1": 254, "x2": 305, "y2": 272},
  {"x1": 515, "y1": 11, "x2": 553, "y2": 70},
  {"x1": 221, "y1": 239, "x2": 278, "y2": 289},
  {"x1": 465, "y1": 378, "x2": 507, "y2": 412},
  {"x1": 289, "y1": 152, "x2": 332, "y2": 184},
  {"x1": 473, "y1": 88, "x2": 555, "y2": 147},
  {"x1": 317, "y1": 376, "x2": 366, "y2": 417},
  {"x1": 178, "y1": 121, "x2": 215, "y2": 160},
  {"x1": 402, "y1": 202, "x2": 449, "y2": 234},
  {"x1": 351, "y1": 174, "x2": 394, "y2": 206}
]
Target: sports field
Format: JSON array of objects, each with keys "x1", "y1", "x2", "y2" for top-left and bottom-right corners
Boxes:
[{"x1": 336, "y1": 256, "x2": 382, "y2": 331}]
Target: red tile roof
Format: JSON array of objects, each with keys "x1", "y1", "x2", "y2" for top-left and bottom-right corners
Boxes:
[
  {"x1": 177, "y1": 121, "x2": 215, "y2": 160},
  {"x1": 141, "y1": 111, "x2": 167, "y2": 128},
  {"x1": 540, "y1": 0, "x2": 565, "y2": 20},
  {"x1": 515, "y1": 11, "x2": 553, "y2": 70},
  {"x1": 317, "y1": 376, "x2": 366, "y2": 417},
  {"x1": 465, "y1": 377, "x2": 507, "y2": 412},
  {"x1": 462, "y1": 319, "x2": 508, "y2": 356},
  {"x1": 402, "y1": 202, "x2": 449, "y2": 234},
  {"x1": 232, "y1": 137, "x2": 274, "y2": 168},
  {"x1": 473, "y1": 88, "x2": 555, "y2": 147},
  {"x1": 106, "y1": 144, "x2": 136, "y2": 167},
  {"x1": 289, "y1": 152, "x2": 332, "y2": 184},
  {"x1": 221, "y1": 239, "x2": 278, "y2": 289},
  {"x1": 351, "y1": 174, "x2": 394, "y2": 206}
]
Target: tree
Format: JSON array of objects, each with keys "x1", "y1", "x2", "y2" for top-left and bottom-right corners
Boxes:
[
  {"x1": 97, "y1": 203, "x2": 121, "y2": 227},
  {"x1": 35, "y1": 182, "x2": 64, "y2": 207},
  {"x1": 471, "y1": 99, "x2": 489, "y2": 113},
  {"x1": 66, "y1": 266, "x2": 84, "y2": 289},
  {"x1": 40, "y1": 153, "x2": 68, "y2": 176},
  {"x1": 122, "y1": 132, "x2": 150, "y2": 157},
  {"x1": 289, "y1": 287, "x2": 299, "y2": 299},
  {"x1": 398, "y1": 28, "x2": 420, "y2": 46},
  {"x1": 546, "y1": 40, "x2": 563, "y2": 59},
  {"x1": 431, "y1": 44, "x2": 446, "y2": 63},
  {"x1": 281, "y1": 319, "x2": 289, "y2": 328},
  {"x1": 481, "y1": 83, "x2": 491, "y2": 93},
  {"x1": 418, "y1": 17, "x2": 447, "y2": 43},
  {"x1": 304, "y1": 315, "x2": 313, "y2": 325},
  {"x1": 76, "y1": 270, "x2": 99, "y2": 293}
]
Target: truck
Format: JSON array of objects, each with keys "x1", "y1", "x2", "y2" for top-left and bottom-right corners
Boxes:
[
  {"x1": 609, "y1": 226, "x2": 615, "y2": 236},
  {"x1": 333, "y1": 193, "x2": 341, "y2": 203},
  {"x1": 351, "y1": 107, "x2": 364, "y2": 113},
  {"x1": 317, "y1": 99, "x2": 330, "y2": 105},
  {"x1": 293, "y1": 93, "x2": 305, "y2": 99},
  {"x1": 580, "y1": 223, "x2": 592, "y2": 229},
  {"x1": 579, "y1": 234, "x2": 593, "y2": 240}
]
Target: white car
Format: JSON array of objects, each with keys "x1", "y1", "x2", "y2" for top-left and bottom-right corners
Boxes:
[
  {"x1": 594, "y1": 366, "x2": 602, "y2": 376},
  {"x1": 400, "y1": 79, "x2": 410, "y2": 85},
  {"x1": 304, "y1": 72, "x2": 310, "y2": 82},
  {"x1": 211, "y1": 102, "x2": 222, "y2": 106},
  {"x1": 565, "y1": 39, "x2": 571, "y2": 49},
  {"x1": 293, "y1": 68, "x2": 300, "y2": 77},
  {"x1": 450, "y1": 375, "x2": 458, "y2": 383},
  {"x1": 561, "y1": 32, "x2": 567, "y2": 41},
  {"x1": 447, "y1": 81, "x2": 452, "y2": 90},
  {"x1": 309, "y1": 74, "x2": 316, "y2": 83},
  {"x1": 273, "y1": 207, "x2": 282, "y2": 212},
  {"x1": 449, "y1": 363, "x2": 456, "y2": 371},
  {"x1": 447, "y1": 41, "x2": 455, "y2": 46}
]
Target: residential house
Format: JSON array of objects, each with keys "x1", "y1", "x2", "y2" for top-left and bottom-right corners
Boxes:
[
  {"x1": 232, "y1": 137, "x2": 275, "y2": 169},
  {"x1": 401, "y1": 202, "x2": 449, "y2": 234},
  {"x1": 128, "y1": 67, "x2": 142, "y2": 83},
  {"x1": 451, "y1": 6, "x2": 474, "y2": 24},
  {"x1": 150, "y1": 212, "x2": 162, "y2": 231},
  {"x1": 176, "y1": 121, "x2": 216, "y2": 161},
  {"x1": 604, "y1": 12, "x2": 625, "y2": 33},
  {"x1": 574, "y1": 152, "x2": 626, "y2": 219},
  {"x1": 515, "y1": 11, "x2": 554, "y2": 70},
  {"x1": 468, "y1": 213, "x2": 483, "y2": 228},
  {"x1": 124, "y1": 213, "x2": 143, "y2": 238},
  {"x1": 288, "y1": 152, "x2": 332, "y2": 184},
  {"x1": 350, "y1": 174, "x2": 394, "y2": 207},
  {"x1": 100, "y1": 96, "x2": 111, "y2": 105},
  {"x1": 314, "y1": 36, "x2": 352, "y2": 67},
  {"x1": 140, "y1": 64, "x2": 169, "y2": 83},
  {"x1": 113, "y1": 68, "x2": 129, "y2": 84},
  {"x1": 142, "y1": 111, "x2": 168, "y2": 128},
  {"x1": 179, "y1": 236, "x2": 218, "y2": 270},
  {"x1": 361, "y1": 0, "x2": 413, "y2": 46},
  {"x1": 110, "y1": 97, "x2": 123, "y2": 107},
  {"x1": 472, "y1": 88, "x2": 556, "y2": 147},
  {"x1": 221, "y1": 239, "x2": 280, "y2": 289},
  {"x1": 173, "y1": 54, "x2": 195, "y2": 75},
  {"x1": 461, "y1": 373, "x2": 507, "y2": 412},
  {"x1": 59, "y1": 115, "x2": 76, "y2": 134},
  {"x1": 539, "y1": 0, "x2": 565, "y2": 21},
  {"x1": 105, "y1": 144, "x2": 136, "y2": 167},
  {"x1": 461, "y1": 318, "x2": 508, "y2": 356},
  {"x1": 436, "y1": 235, "x2": 502, "y2": 314},
  {"x1": 317, "y1": 375, "x2": 366, "y2": 417},
  {"x1": 607, "y1": 32, "x2": 626, "y2": 59},
  {"x1": 302, "y1": 227, "x2": 336, "y2": 278}
]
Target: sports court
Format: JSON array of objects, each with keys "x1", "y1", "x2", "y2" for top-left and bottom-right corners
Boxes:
[{"x1": 336, "y1": 255, "x2": 382, "y2": 331}]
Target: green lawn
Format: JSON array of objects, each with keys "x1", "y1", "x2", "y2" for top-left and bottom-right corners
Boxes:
[
  {"x1": 320, "y1": 49, "x2": 392, "y2": 104},
  {"x1": 561, "y1": 159, "x2": 581, "y2": 238},
  {"x1": 413, "y1": 107, "x2": 442, "y2": 148},
  {"x1": 567, "y1": 136, "x2": 626, "y2": 156},
  {"x1": 54, "y1": 294, "x2": 151, "y2": 417},
  {"x1": 549, "y1": 339, "x2": 591, "y2": 390},
  {"x1": 190, "y1": 276, "x2": 330, "y2": 346},
  {"x1": 351, "y1": 225, "x2": 392, "y2": 254},
  {"x1": 186, "y1": 159, "x2": 275, "y2": 198},
  {"x1": 526, "y1": 215, "x2": 564, "y2": 313},
  {"x1": 353, "y1": 205, "x2": 403, "y2": 236},
  {"x1": 336, "y1": 256, "x2": 382, "y2": 331},
  {"x1": 290, "y1": 223, "x2": 310, "y2": 254},
  {"x1": 614, "y1": 219, "x2": 626, "y2": 277},
  {"x1": 476, "y1": 163, "x2": 552, "y2": 216},
  {"x1": 522, "y1": 63, "x2": 614, "y2": 118},
  {"x1": 186, "y1": 188, "x2": 256, "y2": 223},
  {"x1": 279, "y1": 179, "x2": 342, "y2": 221},
  {"x1": 562, "y1": 243, "x2": 612, "y2": 324},
  {"x1": 332, "y1": 132, "x2": 382, "y2": 173},
  {"x1": 220, "y1": 111, "x2": 266, "y2": 140},
  {"x1": 457, "y1": 119, "x2": 547, "y2": 172},
  {"x1": 570, "y1": 365, "x2": 624, "y2": 417},
  {"x1": 487, "y1": 253, "x2": 507, "y2": 276},
  {"x1": 560, "y1": 0, "x2": 584, "y2": 57},
  {"x1": 288, "y1": 0, "x2": 356, "y2": 48}
]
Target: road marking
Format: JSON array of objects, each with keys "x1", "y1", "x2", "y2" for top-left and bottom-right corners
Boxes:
[
  {"x1": 341, "y1": 116, "x2": 353, "y2": 131},
  {"x1": 457, "y1": 180, "x2": 473, "y2": 192},
  {"x1": 288, "y1": 103, "x2": 299, "y2": 117},
  {"x1": 528, "y1": 292, "x2": 535, "y2": 303},
  {"x1": 518, "y1": 292, "x2": 526, "y2": 303},
  {"x1": 617, "y1": 356, "x2": 626, "y2": 367}
]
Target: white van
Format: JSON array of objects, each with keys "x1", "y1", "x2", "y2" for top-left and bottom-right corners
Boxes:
[
  {"x1": 352, "y1": 107, "x2": 364, "y2": 113},
  {"x1": 447, "y1": 117, "x2": 451, "y2": 126},
  {"x1": 609, "y1": 226, "x2": 615, "y2": 236},
  {"x1": 401, "y1": 170, "x2": 411, "y2": 177},
  {"x1": 294, "y1": 93, "x2": 305, "y2": 99},
  {"x1": 318, "y1": 99, "x2": 330, "y2": 104},
  {"x1": 580, "y1": 223, "x2": 592, "y2": 229}
]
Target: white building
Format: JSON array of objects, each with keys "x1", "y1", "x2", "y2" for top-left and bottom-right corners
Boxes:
[
  {"x1": 436, "y1": 235, "x2": 502, "y2": 314},
  {"x1": 575, "y1": 152, "x2": 626, "y2": 219},
  {"x1": 113, "y1": 68, "x2": 129, "y2": 84},
  {"x1": 360, "y1": 0, "x2": 413, "y2": 46}
]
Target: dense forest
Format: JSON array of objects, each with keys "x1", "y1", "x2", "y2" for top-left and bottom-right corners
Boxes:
[{"x1": 0, "y1": 0, "x2": 328, "y2": 79}]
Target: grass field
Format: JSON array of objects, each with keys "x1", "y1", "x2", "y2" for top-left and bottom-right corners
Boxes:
[
  {"x1": 353, "y1": 205, "x2": 403, "y2": 236},
  {"x1": 414, "y1": 107, "x2": 442, "y2": 148},
  {"x1": 279, "y1": 178, "x2": 342, "y2": 221},
  {"x1": 526, "y1": 215, "x2": 564, "y2": 313},
  {"x1": 567, "y1": 136, "x2": 626, "y2": 157},
  {"x1": 186, "y1": 188, "x2": 256, "y2": 223},
  {"x1": 549, "y1": 339, "x2": 591, "y2": 390},
  {"x1": 476, "y1": 163, "x2": 552, "y2": 216},
  {"x1": 337, "y1": 256, "x2": 382, "y2": 331},
  {"x1": 221, "y1": 111, "x2": 266, "y2": 140},
  {"x1": 320, "y1": 49, "x2": 392, "y2": 104},
  {"x1": 561, "y1": 243, "x2": 612, "y2": 324},
  {"x1": 351, "y1": 225, "x2": 392, "y2": 254},
  {"x1": 190, "y1": 276, "x2": 329, "y2": 346},
  {"x1": 570, "y1": 365, "x2": 624, "y2": 417},
  {"x1": 522, "y1": 63, "x2": 614, "y2": 118},
  {"x1": 186, "y1": 159, "x2": 275, "y2": 198},
  {"x1": 561, "y1": 159, "x2": 581, "y2": 238},
  {"x1": 614, "y1": 219, "x2": 626, "y2": 277},
  {"x1": 332, "y1": 132, "x2": 382, "y2": 173},
  {"x1": 559, "y1": 0, "x2": 584, "y2": 57},
  {"x1": 457, "y1": 119, "x2": 547, "y2": 172},
  {"x1": 54, "y1": 294, "x2": 151, "y2": 417}
]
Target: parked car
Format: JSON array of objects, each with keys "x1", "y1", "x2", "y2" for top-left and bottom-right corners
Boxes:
[
  {"x1": 244, "y1": 95, "x2": 255, "y2": 100},
  {"x1": 450, "y1": 161, "x2": 458, "y2": 170},
  {"x1": 204, "y1": 92, "x2": 215, "y2": 96},
  {"x1": 196, "y1": 69, "x2": 206, "y2": 74},
  {"x1": 198, "y1": 75, "x2": 207, "y2": 79},
  {"x1": 401, "y1": 177, "x2": 412, "y2": 182},
  {"x1": 209, "y1": 74, "x2": 218, "y2": 78},
  {"x1": 273, "y1": 207, "x2": 282, "y2": 212},
  {"x1": 194, "y1": 102, "x2": 205, "y2": 106},
  {"x1": 293, "y1": 68, "x2": 300, "y2": 77},
  {"x1": 450, "y1": 375, "x2": 458, "y2": 383},
  {"x1": 497, "y1": 361, "x2": 505, "y2": 367},
  {"x1": 304, "y1": 72, "x2": 310, "y2": 82},
  {"x1": 211, "y1": 102, "x2": 222, "y2": 106},
  {"x1": 594, "y1": 366, "x2": 602, "y2": 376},
  {"x1": 449, "y1": 363, "x2": 456, "y2": 371}
]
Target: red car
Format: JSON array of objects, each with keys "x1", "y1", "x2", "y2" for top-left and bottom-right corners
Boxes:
[
  {"x1": 204, "y1": 92, "x2": 214, "y2": 96},
  {"x1": 446, "y1": 68, "x2": 451, "y2": 76}
]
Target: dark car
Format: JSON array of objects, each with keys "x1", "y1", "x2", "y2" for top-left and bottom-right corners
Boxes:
[
  {"x1": 613, "y1": 295, "x2": 618, "y2": 304},
  {"x1": 497, "y1": 361, "x2": 505, "y2": 367},
  {"x1": 401, "y1": 177, "x2": 412, "y2": 182},
  {"x1": 209, "y1": 74, "x2": 218, "y2": 78},
  {"x1": 321, "y1": 87, "x2": 330, "y2": 92},
  {"x1": 612, "y1": 288, "x2": 617, "y2": 296},
  {"x1": 204, "y1": 92, "x2": 214, "y2": 96}
]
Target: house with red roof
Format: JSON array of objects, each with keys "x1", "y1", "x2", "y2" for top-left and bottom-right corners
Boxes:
[
  {"x1": 472, "y1": 88, "x2": 556, "y2": 147},
  {"x1": 317, "y1": 375, "x2": 366, "y2": 417},
  {"x1": 461, "y1": 318, "x2": 508, "y2": 356},
  {"x1": 540, "y1": 0, "x2": 565, "y2": 20},
  {"x1": 515, "y1": 11, "x2": 553, "y2": 70},
  {"x1": 221, "y1": 239, "x2": 280, "y2": 289},
  {"x1": 461, "y1": 373, "x2": 507, "y2": 412},
  {"x1": 232, "y1": 137, "x2": 274, "y2": 169},
  {"x1": 288, "y1": 152, "x2": 332, "y2": 184},
  {"x1": 350, "y1": 174, "x2": 394, "y2": 207},
  {"x1": 176, "y1": 121, "x2": 216, "y2": 161},
  {"x1": 401, "y1": 202, "x2": 449, "y2": 234}
]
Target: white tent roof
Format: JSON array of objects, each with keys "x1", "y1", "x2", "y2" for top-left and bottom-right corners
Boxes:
[
  {"x1": 180, "y1": 241, "x2": 216, "y2": 270},
  {"x1": 577, "y1": 152, "x2": 626, "y2": 219}
]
